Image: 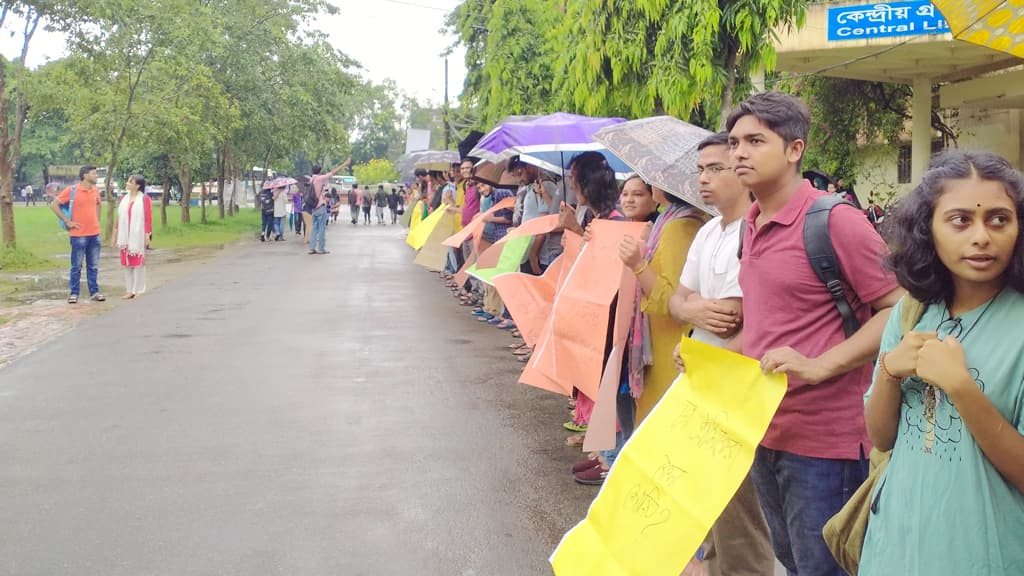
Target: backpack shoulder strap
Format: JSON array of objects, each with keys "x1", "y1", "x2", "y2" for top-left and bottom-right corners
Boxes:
[
  {"x1": 737, "y1": 218, "x2": 746, "y2": 260},
  {"x1": 899, "y1": 295, "x2": 927, "y2": 334},
  {"x1": 805, "y1": 194, "x2": 861, "y2": 338}
]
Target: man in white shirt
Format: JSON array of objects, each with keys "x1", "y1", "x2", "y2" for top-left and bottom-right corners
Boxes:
[{"x1": 668, "y1": 132, "x2": 773, "y2": 576}]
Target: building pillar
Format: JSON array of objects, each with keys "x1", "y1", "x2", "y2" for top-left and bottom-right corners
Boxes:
[{"x1": 911, "y1": 77, "x2": 933, "y2": 184}]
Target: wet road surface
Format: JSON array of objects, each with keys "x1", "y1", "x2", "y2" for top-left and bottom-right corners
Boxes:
[{"x1": 0, "y1": 223, "x2": 598, "y2": 575}]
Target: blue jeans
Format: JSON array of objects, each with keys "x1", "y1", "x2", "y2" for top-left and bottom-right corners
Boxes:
[
  {"x1": 69, "y1": 234, "x2": 101, "y2": 296},
  {"x1": 309, "y1": 205, "x2": 327, "y2": 252},
  {"x1": 600, "y1": 431, "x2": 626, "y2": 468},
  {"x1": 445, "y1": 248, "x2": 459, "y2": 274},
  {"x1": 261, "y1": 212, "x2": 274, "y2": 238},
  {"x1": 750, "y1": 447, "x2": 866, "y2": 576},
  {"x1": 273, "y1": 216, "x2": 283, "y2": 237}
]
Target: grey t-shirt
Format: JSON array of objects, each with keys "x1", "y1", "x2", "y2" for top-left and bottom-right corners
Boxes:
[{"x1": 528, "y1": 180, "x2": 564, "y2": 266}]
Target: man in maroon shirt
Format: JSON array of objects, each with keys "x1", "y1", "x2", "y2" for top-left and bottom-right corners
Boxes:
[{"x1": 727, "y1": 91, "x2": 903, "y2": 576}]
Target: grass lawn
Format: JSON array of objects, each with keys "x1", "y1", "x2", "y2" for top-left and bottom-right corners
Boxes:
[{"x1": 1, "y1": 204, "x2": 260, "y2": 271}]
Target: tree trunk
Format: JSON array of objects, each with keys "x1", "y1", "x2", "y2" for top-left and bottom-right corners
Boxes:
[
  {"x1": 255, "y1": 147, "x2": 272, "y2": 211},
  {"x1": 160, "y1": 175, "x2": 170, "y2": 227},
  {"x1": 0, "y1": 161, "x2": 15, "y2": 248},
  {"x1": 718, "y1": 43, "x2": 740, "y2": 131},
  {"x1": 177, "y1": 164, "x2": 193, "y2": 223},
  {"x1": 103, "y1": 157, "x2": 120, "y2": 242},
  {"x1": 200, "y1": 180, "x2": 208, "y2": 224},
  {"x1": 0, "y1": 10, "x2": 41, "y2": 248},
  {"x1": 217, "y1": 145, "x2": 227, "y2": 219},
  {"x1": 0, "y1": 51, "x2": 14, "y2": 247}
]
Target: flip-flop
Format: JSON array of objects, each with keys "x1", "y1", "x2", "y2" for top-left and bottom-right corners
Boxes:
[{"x1": 563, "y1": 421, "x2": 588, "y2": 433}]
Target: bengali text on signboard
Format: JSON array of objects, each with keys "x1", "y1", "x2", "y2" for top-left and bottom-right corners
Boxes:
[{"x1": 828, "y1": 2, "x2": 950, "y2": 41}]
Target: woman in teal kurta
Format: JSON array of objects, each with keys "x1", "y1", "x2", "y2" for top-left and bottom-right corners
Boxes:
[{"x1": 862, "y1": 151, "x2": 1024, "y2": 575}]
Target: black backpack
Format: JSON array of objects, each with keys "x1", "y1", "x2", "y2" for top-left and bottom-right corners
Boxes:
[
  {"x1": 738, "y1": 194, "x2": 862, "y2": 338},
  {"x1": 260, "y1": 188, "x2": 275, "y2": 214},
  {"x1": 302, "y1": 180, "x2": 319, "y2": 213}
]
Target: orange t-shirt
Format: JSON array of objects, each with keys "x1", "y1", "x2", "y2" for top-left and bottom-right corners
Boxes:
[{"x1": 56, "y1": 184, "x2": 102, "y2": 237}]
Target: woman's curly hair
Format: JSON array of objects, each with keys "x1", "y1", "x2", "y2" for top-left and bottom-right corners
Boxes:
[{"x1": 884, "y1": 150, "x2": 1024, "y2": 304}]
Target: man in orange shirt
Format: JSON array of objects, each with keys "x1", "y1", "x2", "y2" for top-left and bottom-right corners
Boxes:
[{"x1": 50, "y1": 165, "x2": 105, "y2": 303}]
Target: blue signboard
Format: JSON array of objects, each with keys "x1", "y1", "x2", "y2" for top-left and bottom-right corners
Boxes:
[{"x1": 828, "y1": 1, "x2": 950, "y2": 41}]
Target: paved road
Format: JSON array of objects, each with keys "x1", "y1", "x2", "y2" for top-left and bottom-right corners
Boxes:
[{"x1": 0, "y1": 224, "x2": 596, "y2": 575}]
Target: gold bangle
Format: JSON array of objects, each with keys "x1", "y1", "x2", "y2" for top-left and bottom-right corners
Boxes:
[
  {"x1": 878, "y1": 353, "x2": 898, "y2": 381},
  {"x1": 633, "y1": 261, "x2": 648, "y2": 275}
]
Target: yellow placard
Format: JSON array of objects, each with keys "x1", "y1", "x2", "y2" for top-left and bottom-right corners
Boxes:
[
  {"x1": 405, "y1": 205, "x2": 447, "y2": 250},
  {"x1": 414, "y1": 213, "x2": 455, "y2": 271},
  {"x1": 550, "y1": 337, "x2": 787, "y2": 576}
]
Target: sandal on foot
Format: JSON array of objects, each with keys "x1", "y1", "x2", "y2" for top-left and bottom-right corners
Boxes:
[{"x1": 563, "y1": 421, "x2": 588, "y2": 433}]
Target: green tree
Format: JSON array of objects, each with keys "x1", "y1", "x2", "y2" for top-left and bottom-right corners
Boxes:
[
  {"x1": 350, "y1": 79, "x2": 404, "y2": 164},
  {"x1": 778, "y1": 75, "x2": 957, "y2": 184},
  {"x1": 0, "y1": 1, "x2": 46, "y2": 247},
  {"x1": 446, "y1": 0, "x2": 561, "y2": 129},
  {"x1": 52, "y1": 0, "x2": 221, "y2": 236},
  {"x1": 552, "y1": 0, "x2": 806, "y2": 126},
  {"x1": 352, "y1": 158, "x2": 398, "y2": 186}
]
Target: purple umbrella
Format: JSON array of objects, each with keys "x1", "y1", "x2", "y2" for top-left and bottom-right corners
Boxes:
[
  {"x1": 469, "y1": 113, "x2": 633, "y2": 188},
  {"x1": 469, "y1": 112, "x2": 627, "y2": 164}
]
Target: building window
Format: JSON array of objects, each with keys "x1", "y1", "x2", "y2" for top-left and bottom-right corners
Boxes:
[
  {"x1": 898, "y1": 145, "x2": 911, "y2": 184},
  {"x1": 897, "y1": 140, "x2": 945, "y2": 184}
]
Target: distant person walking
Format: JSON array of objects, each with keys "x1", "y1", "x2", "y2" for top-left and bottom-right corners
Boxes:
[
  {"x1": 308, "y1": 158, "x2": 351, "y2": 255},
  {"x1": 375, "y1": 185, "x2": 387, "y2": 224},
  {"x1": 387, "y1": 188, "x2": 399, "y2": 224},
  {"x1": 349, "y1": 186, "x2": 360, "y2": 225},
  {"x1": 286, "y1": 188, "x2": 294, "y2": 233},
  {"x1": 50, "y1": 165, "x2": 105, "y2": 303},
  {"x1": 260, "y1": 185, "x2": 275, "y2": 242},
  {"x1": 361, "y1": 188, "x2": 372, "y2": 225},
  {"x1": 272, "y1": 185, "x2": 286, "y2": 241},
  {"x1": 296, "y1": 187, "x2": 305, "y2": 235},
  {"x1": 22, "y1": 185, "x2": 34, "y2": 206},
  {"x1": 113, "y1": 174, "x2": 153, "y2": 300}
]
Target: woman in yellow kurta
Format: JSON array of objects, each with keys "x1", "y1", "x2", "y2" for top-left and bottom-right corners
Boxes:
[{"x1": 619, "y1": 181, "x2": 706, "y2": 423}]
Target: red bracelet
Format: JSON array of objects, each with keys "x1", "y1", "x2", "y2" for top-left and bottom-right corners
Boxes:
[{"x1": 878, "y1": 353, "x2": 898, "y2": 381}]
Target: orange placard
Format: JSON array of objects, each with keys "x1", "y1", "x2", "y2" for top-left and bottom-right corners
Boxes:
[
  {"x1": 533, "y1": 221, "x2": 647, "y2": 400},
  {"x1": 493, "y1": 256, "x2": 565, "y2": 347},
  {"x1": 517, "y1": 233, "x2": 583, "y2": 396},
  {"x1": 441, "y1": 196, "x2": 515, "y2": 248},
  {"x1": 506, "y1": 214, "x2": 560, "y2": 239},
  {"x1": 583, "y1": 267, "x2": 639, "y2": 452}
]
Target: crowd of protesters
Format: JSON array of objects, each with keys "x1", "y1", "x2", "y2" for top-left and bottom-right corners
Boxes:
[{"x1": 406, "y1": 91, "x2": 1024, "y2": 576}]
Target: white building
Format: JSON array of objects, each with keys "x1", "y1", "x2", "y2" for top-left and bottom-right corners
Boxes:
[{"x1": 774, "y1": 0, "x2": 1023, "y2": 199}]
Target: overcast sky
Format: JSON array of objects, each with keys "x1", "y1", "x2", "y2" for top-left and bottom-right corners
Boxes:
[{"x1": 0, "y1": 0, "x2": 468, "y2": 105}]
